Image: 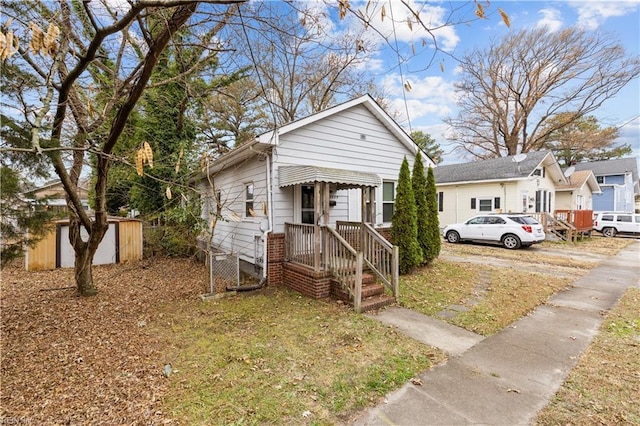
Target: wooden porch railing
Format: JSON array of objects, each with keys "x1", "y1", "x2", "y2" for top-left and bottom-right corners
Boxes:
[
  {"x1": 337, "y1": 221, "x2": 399, "y2": 298},
  {"x1": 529, "y1": 210, "x2": 593, "y2": 242},
  {"x1": 554, "y1": 210, "x2": 593, "y2": 231},
  {"x1": 284, "y1": 223, "x2": 319, "y2": 269},
  {"x1": 325, "y1": 227, "x2": 363, "y2": 313}
]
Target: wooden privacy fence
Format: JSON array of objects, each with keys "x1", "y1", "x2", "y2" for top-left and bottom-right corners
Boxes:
[{"x1": 26, "y1": 217, "x2": 143, "y2": 271}]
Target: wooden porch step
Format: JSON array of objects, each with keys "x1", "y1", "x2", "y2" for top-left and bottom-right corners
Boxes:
[
  {"x1": 359, "y1": 294, "x2": 396, "y2": 312},
  {"x1": 331, "y1": 282, "x2": 385, "y2": 301}
]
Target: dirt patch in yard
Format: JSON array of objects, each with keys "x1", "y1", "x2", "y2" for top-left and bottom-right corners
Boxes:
[{"x1": 1, "y1": 257, "x2": 208, "y2": 425}]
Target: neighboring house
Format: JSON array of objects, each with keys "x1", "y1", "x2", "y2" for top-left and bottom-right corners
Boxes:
[
  {"x1": 573, "y1": 157, "x2": 639, "y2": 213},
  {"x1": 24, "y1": 178, "x2": 91, "y2": 212},
  {"x1": 554, "y1": 170, "x2": 601, "y2": 211},
  {"x1": 193, "y1": 95, "x2": 432, "y2": 311},
  {"x1": 433, "y1": 151, "x2": 566, "y2": 228}
]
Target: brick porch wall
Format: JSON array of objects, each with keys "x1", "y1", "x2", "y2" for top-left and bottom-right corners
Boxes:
[
  {"x1": 283, "y1": 262, "x2": 333, "y2": 299},
  {"x1": 376, "y1": 226, "x2": 392, "y2": 243},
  {"x1": 267, "y1": 233, "x2": 284, "y2": 286}
]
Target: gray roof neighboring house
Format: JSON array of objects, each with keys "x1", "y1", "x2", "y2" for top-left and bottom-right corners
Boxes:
[
  {"x1": 572, "y1": 157, "x2": 639, "y2": 193},
  {"x1": 434, "y1": 151, "x2": 562, "y2": 185}
]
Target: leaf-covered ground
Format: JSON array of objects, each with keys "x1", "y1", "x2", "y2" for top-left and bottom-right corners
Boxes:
[
  {"x1": 1, "y1": 257, "x2": 209, "y2": 424},
  {"x1": 1, "y1": 258, "x2": 443, "y2": 425}
]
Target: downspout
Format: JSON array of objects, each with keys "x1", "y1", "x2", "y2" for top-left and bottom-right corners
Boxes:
[{"x1": 261, "y1": 133, "x2": 276, "y2": 282}]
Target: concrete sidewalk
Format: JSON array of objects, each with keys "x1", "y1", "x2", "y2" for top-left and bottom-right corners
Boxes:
[{"x1": 354, "y1": 240, "x2": 639, "y2": 426}]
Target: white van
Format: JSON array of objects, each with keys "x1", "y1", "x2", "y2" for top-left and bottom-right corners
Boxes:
[{"x1": 593, "y1": 212, "x2": 640, "y2": 237}]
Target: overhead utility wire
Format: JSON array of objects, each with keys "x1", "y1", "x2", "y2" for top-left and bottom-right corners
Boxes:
[{"x1": 388, "y1": 0, "x2": 412, "y2": 134}]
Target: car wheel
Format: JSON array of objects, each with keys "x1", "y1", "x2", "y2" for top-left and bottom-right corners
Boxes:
[
  {"x1": 602, "y1": 227, "x2": 616, "y2": 238},
  {"x1": 501, "y1": 234, "x2": 521, "y2": 249},
  {"x1": 446, "y1": 230, "x2": 461, "y2": 243}
]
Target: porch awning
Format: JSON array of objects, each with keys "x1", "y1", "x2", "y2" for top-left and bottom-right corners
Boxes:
[{"x1": 278, "y1": 165, "x2": 382, "y2": 189}]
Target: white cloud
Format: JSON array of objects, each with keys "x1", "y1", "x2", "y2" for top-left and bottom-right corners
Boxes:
[
  {"x1": 347, "y1": 0, "x2": 462, "y2": 52},
  {"x1": 571, "y1": 1, "x2": 640, "y2": 30},
  {"x1": 380, "y1": 73, "x2": 456, "y2": 125},
  {"x1": 535, "y1": 8, "x2": 564, "y2": 32}
]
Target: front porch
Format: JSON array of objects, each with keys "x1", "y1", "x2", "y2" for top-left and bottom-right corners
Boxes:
[
  {"x1": 282, "y1": 222, "x2": 398, "y2": 312},
  {"x1": 273, "y1": 166, "x2": 400, "y2": 312},
  {"x1": 530, "y1": 210, "x2": 594, "y2": 242}
]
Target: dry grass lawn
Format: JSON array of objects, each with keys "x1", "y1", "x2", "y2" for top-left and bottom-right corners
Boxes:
[{"x1": 535, "y1": 288, "x2": 640, "y2": 425}]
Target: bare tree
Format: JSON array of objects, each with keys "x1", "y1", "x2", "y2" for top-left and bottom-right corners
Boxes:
[
  {"x1": 1, "y1": 0, "x2": 241, "y2": 295},
  {"x1": 224, "y1": 2, "x2": 378, "y2": 125},
  {"x1": 444, "y1": 27, "x2": 640, "y2": 159}
]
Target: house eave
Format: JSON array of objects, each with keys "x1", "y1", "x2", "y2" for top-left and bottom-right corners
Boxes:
[
  {"x1": 190, "y1": 141, "x2": 273, "y2": 184},
  {"x1": 435, "y1": 177, "x2": 527, "y2": 186}
]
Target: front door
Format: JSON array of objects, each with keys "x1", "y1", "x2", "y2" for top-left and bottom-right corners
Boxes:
[{"x1": 301, "y1": 184, "x2": 315, "y2": 224}]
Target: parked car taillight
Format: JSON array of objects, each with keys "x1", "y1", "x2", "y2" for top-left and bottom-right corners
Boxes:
[{"x1": 522, "y1": 225, "x2": 533, "y2": 233}]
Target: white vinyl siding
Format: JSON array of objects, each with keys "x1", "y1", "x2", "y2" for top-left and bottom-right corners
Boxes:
[
  {"x1": 271, "y1": 104, "x2": 423, "y2": 229},
  {"x1": 199, "y1": 156, "x2": 267, "y2": 264}
]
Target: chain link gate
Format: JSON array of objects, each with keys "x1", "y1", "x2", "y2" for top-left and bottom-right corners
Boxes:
[{"x1": 207, "y1": 249, "x2": 239, "y2": 294}]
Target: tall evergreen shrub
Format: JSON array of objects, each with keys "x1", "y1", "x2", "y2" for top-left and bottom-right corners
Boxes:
[
  {"x1": 425, "y1": 166, "x2": 441, "y2": 262},
  {"x1": 412, "y1": 153, "x2": 429, "y2": 264},
  {"x1": 391, "y1": 157, "x2": 423, "y2": 274}
]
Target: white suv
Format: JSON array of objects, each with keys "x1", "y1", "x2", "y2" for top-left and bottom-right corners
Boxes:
[
  {"x1": 593, "y1": 212, "x2": 640, "y2": 237},
  {"x1": 443, "y1": 214, "x2": 545, "y2": 249}
]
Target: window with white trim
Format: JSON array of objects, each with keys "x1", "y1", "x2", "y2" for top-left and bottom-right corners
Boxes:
[
  {"x1": 245, "y1": 183, "x2": 254, "y2": 218},
  {"x1": 382, "y1": 181, "x2": 395, "y2": 222},
  {"x1": 471, "y1": 197, "x2": 500, "y2": 212}
]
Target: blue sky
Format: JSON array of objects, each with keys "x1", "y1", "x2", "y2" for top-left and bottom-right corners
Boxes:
[{"x1": 324, "y1": 0, "x2": 640, "y2": 164}]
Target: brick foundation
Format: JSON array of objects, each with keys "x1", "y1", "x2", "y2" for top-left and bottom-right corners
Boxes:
[
  {"x1": 267, "y1": 232, "x2": 285, "y2": 286},
  {"x1": 283, "y1": 262, "x2": 333, "y2": 299}
]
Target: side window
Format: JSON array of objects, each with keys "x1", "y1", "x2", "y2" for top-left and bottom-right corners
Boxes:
[
  {"x1": 467, "y1": 217, "x2": 487, "y2": 225},
  {"x1": 438, "y1": 191, "x2": 444, "y2": 212},
  {"x1": 617, "y1": 215, "x2": 632, "y2": 223},
  {"x1": 382, "y1": 181, "x2": 395, "y2": 222},
  {"x1": 635, "y1": 216, "x2": 640, "y2": 223},
  {"x1": 487, "y1": 217, "x2": 506, "y2": 224},
  {"x1": 601, "y1": 215, "x2": 614, "y2": 222},
  {"x1": 245, "y1": 183, "x2": 254, "y2": 218}
]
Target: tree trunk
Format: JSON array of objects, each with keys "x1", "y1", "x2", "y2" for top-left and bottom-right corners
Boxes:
[
  {"x1": 69, "y1": 215, "x2": 108, "y2": 297},
  {"x1": 75, "y1": 250, "x2": 97, "y2": 296}
]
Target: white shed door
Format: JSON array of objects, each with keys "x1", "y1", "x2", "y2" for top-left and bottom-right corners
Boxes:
[{"x1": 59, "y1": 223, "x2": 117, "y2": 268}]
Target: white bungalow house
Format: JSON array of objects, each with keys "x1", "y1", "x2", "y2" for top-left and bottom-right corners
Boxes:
[
  {"x1": 433, "y1": 151, "x2": 566, "y2": 227},
  {"x1": 193, "y1": 95, "x2": 432, "y2": 311},
  {"x1": 433, "y1": 151, "x2": 597, "y2": 240}
]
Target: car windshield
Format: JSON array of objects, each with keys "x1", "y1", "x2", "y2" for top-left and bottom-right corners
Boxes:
[{"x1": 508, "y1": 216, "x2": 539, "y2": 225}]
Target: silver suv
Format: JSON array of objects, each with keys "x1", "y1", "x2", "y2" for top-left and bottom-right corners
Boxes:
[
  {"x1": 593, "y1": 212, "x2": 640, "y2": 237},
  {"x1": 442, "y1": 213, "x2": 545, "y2": 249}
]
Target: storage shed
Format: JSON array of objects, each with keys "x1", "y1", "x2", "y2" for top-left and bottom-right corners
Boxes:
[{"x1": 26, "y1": 217, "x2": 143, "y2": 271}]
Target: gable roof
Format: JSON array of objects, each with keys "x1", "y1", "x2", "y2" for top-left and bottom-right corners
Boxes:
[
  {"x1": 573, "y1": 157, "x2": 639, "y2": 182},
  {"x1": 257, "y1": 94, "x2": 422, "y2": 159},
  {"x1": 195, "y1": 94, "x2": 424, "y2": 181},
  {"x1": 434, "y1": 151, "x2": 565, "y2": 185},
  {"x1": 555, "y1": 170, "x2": 601, "y2": 193}
]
